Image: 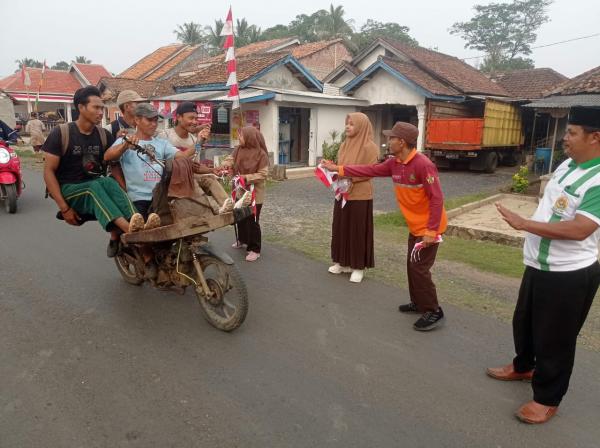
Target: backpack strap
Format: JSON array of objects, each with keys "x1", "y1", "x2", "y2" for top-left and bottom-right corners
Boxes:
[
  {"x1": 59, "y1": 122, "x2": 70, "y2": 156},
  {"x1": 96, "y1": 125, "x2": 107, "y2": 149}
]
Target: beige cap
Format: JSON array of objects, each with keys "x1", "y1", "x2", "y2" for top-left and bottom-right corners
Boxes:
[{"x1": 116, "y1": 90, "x2": 146, "y2": 107}]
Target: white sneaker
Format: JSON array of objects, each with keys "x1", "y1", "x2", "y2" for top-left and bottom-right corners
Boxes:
[
  {"x1": 328, "y1": 263, "x2": 352, "y2": 274},
  {"x1": 349, "y1": 270, "x2": 364, "y2": 283}
]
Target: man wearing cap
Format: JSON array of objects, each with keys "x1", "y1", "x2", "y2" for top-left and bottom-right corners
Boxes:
[
  {"x1": 104, "y1": 103, "x2": 196, "y2": 219},
  {"x1": 321, "y1": 121, "x2": 447, "y2": 331},
  {"x1": 487, "y1": 107, "x2": 600, "y2": 424},
  {"x1": 109, "y1": 90, "x2": 146, "y2": 140},
  {"x1": 106, "y1": 90, "x2": 146, "y2": 190}
]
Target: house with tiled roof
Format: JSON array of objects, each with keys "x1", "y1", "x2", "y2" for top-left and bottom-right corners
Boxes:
[
  {"x1": 155, "y1": 51, "x2": 367, "y2": 166},
  {"x1": 491, "y1": 68, "x2": 568, "y2": 100},
  {"x1": 523, "y1": 65, "x2": 600, "y2": 169},
  {"x1": 0, "y1": 62, "x2": 112, "y2": 122},
  {"x1": 174, "y1": 38, "x2": 350, "y2": 82},
  {"x1": 324, "y1": 37, "x2": 520, "y2": 160}
]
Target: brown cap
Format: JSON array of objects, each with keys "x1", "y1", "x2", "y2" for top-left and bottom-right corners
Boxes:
[
  {"x1": 116, "y1": 90, "x2": 146, "y2": 107},
  {"x1": 382, "y1": 121, "x2": 419, "y2": 146}
]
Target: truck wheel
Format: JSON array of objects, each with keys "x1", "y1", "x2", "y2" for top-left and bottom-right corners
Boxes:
[
  {"x1": 502, "y1": 154, "x2": 519, "y2": 167},
  {"x1": 483, "y1": 151, "x2": 498, "y2": 173},
  {"x1": 434, "y1": 156, "x2": 451, "y2": 170}
]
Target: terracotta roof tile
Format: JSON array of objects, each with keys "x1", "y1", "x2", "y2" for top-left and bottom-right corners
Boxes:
[
  {"x1": 548, "y1": 65, "x2": 600, "y2": 96},
  {"x1": 73, "y1": 63, "x2": 112, "y2": 85},
  {"x1": 174, "y1": 52, "x2": 289, "y2": 88},
  {"x1": 292, "y1": 39, "x2": 343, "y2": 59},
  {"x1": 382, "y1": 57, "x2": 461, "y2": 96},
  {"x1": 0, "y1": 68, "x2": 82, "y2": 94},
  {"x1": 381, "y1": 37, "x2": 509, "y2": 96},
  {"x1": 144, "y1": 46, "x2": 199, "y2": 81},
  {"x1": 98, "y1": 77, "x2": 165, "y2": 101},
  {"x1": 492, "y1": 68, "x2": 568, "y2": 99},
  {"x1": 191, "y1": 38, "x2": 299, "y2": 68},
  {"x1": 119, "y1": 44, "x2": 187, "y2": 79}
]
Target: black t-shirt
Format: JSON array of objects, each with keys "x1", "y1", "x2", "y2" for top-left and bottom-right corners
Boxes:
[
  {"x1": 110, "y1": 116, "x2": 134, "y2": 140},
  {"x1": 42, "y1": 123, "x2": 114, "y2": 185}
]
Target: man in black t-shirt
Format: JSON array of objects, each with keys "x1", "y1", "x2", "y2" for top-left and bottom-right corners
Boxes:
[{"x1": 43, "y1": 86, "x2": 144, "y2": 257}]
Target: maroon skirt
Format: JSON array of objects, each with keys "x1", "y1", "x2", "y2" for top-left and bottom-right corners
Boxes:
[{"x1": 331, "y1": 199, "x2": 374, "y2": 270}]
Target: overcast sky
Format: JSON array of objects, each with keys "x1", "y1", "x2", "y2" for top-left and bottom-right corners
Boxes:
[{"x1": 1, "y1": 0, "x2": 598, "y2": 79}]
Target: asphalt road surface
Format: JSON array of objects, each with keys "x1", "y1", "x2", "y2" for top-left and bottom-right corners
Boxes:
[{"x1": 1, "y1": 170, "x2": 599, "y2": 448}]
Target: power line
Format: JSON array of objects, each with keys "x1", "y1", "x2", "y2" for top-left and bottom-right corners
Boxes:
[{"x1": 461, "y1": 32, "x2": 600, "y2": 61}]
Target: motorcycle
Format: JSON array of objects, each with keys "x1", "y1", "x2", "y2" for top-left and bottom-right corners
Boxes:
[
  {"x1": 114, "y1": 139, "x2": 251, "y2": 332},
  {"x1": 0, "y1": 140, "x2": 23, "y2": 214}
]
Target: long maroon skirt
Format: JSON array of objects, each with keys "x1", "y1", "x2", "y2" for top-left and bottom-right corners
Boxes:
[{"x1": 331, "y1": 199, "x2": 374, "y2": 270}]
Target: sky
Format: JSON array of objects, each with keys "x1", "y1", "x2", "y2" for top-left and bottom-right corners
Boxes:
[{"x1": 0, "y1": 0, "x2": 598, "y2": 79}]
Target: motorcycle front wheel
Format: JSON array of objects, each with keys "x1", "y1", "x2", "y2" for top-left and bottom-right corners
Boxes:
[
  {"x1": 3, "y1": 183, "x2": 17, "y2": 214},
  {"x1": 115, "y1": 250, "x2": 143, "y2": 285},
  {"x1": 194, "y1": 255, "x2": 248, "y2": 332}
]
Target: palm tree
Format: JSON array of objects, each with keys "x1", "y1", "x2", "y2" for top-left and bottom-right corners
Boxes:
[
  {"x1": 173, "y1": 22, "x2": 204, "y2": 45},
  {"x1": 74, "y1": 56, "x2": 92, "y2": 64},
  {"x1": 235, "y1": 19, "x2": 262, "y2": 47},
  {"x1": 205, "y1": 19, "x2": 225, "y2": 54},
  {"x1": 15, "y1": 58, "x2": 43, "y2": 69},
  {"x1": 318, "y1": 4, "x2": 354, "y2": 40}
]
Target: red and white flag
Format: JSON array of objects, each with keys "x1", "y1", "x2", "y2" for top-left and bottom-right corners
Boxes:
[
  {"x1": 315, "y1": 165, "x2": 351, "y2": 207},
  {"x1": 220, "y1": 7, "x2": 240, "y2": 110},
  {"x1": 20, "y1": 65, "x2": 31, "y2": 87}
]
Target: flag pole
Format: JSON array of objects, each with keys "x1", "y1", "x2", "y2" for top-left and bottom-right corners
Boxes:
[{"x1": 221, "y1": 6, "x2": 242, "y2": 147}]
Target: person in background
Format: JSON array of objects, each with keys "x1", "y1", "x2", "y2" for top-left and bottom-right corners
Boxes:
[{"x1": 25, "y1": 112, "x2": 45, "y2": 152}]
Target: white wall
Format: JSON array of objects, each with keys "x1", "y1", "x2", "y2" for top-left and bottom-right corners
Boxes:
[
  {"x1": 332, "y1": 71, "x2": 356, "y2": 88},
  {"x1": 356, "y1": 47, "x2": 385, "y2": 72},
  {"x1": 0, "y1": 96, "x2": 15, "y2": 127},
  {"x1": 353, "y1": 69, "x2": 426, "y2": 107},
  {"x1": 313, "y1": 105, "x2": 358, "y2": 162},
  {"x1": 252, "y1": 65, "x2": 308, "y2": 91},
  {"x1": 250, "y1": 101, "x2": 279, "y2": 164}
]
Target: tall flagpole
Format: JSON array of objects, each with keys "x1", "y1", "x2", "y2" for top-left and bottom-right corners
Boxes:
[{"x1": 220, "y1": 7, "x2": 242, "y2": 145}]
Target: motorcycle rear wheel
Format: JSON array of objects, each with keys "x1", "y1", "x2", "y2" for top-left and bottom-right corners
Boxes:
[
  {"x1": 194, "y1": 255, "x2": 248, "y2": 332},
  {"x1": 3, "y1": 184, "x2": 17, "y2": 214}
]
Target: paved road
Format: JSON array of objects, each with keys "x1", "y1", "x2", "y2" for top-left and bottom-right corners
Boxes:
[
  {"x1": 1, "y1": 170, "x2": 599, "y2": 448},
  {"x1": 278, "y1": 166, "x2": 516, "y2": 214}
]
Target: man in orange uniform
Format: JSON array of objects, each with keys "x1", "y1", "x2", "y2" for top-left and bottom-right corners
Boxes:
[{"x1": 321, "y1": 122, "x2": 447, "y2": 331}]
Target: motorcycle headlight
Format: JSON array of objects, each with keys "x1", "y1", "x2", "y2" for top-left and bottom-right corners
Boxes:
[{"x1": 0, "y1": 148, "x2": 10, "y2": 164}]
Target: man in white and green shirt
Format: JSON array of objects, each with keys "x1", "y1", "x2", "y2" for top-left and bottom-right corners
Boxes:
[{"x1": 487, "y1": 107, "x2": 600, "y2": 424}]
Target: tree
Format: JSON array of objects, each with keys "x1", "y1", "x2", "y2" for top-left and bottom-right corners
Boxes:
[
  {"x1": 51, "y1": 61, "x2": 70, "y2": 70},
  {"x1": 479, "y1": 56, "x2": 534, "y2": 72},
  {"x1": 260, "y1": 24, "x2": 292, "y2": 41},
  {"x1": 174, "y1": 22, "x2": 204, "y2": 45},
  {"x1": 235, "y1": 18, "x2": 262, "y2": 47},
  {"x1": 317, "y1": 4, "x2": 354, "y2": 40},
  {"x1": 205, "y1": 19, "x2": 225, "y2": 55},
  {"x1": 74, "y1": 56, "x2": 92, "y2": 64},
  {"x1": 15, "y1": 58, "x2": 43, "y2": 69},
  {"x1": 289, "y1": 10, "x2": 329, "y2": 42},
  {"x1": 450, "y1": 0, "x2": 552, "y2": 73},
  {"x1": 351, "y1": 20, "x2": 418, "y2": 54}
]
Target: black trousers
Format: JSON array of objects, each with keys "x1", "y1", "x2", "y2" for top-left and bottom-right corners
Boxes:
[
  {"x1": 236, "y1": 204, "x2": 262, "y2": 253},
  {"x1": 513, "y1": 262, "x2": 600, "y2": 406}
]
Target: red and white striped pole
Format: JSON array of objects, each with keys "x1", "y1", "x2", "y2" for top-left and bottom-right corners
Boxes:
[{"x1": 221, "y1": 7, "x2": 240, "y2": 111}]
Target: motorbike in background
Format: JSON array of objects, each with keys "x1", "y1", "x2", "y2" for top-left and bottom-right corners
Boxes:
[{"x1": 0, "y1": 140, "x2": 23, "y2": 214}]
